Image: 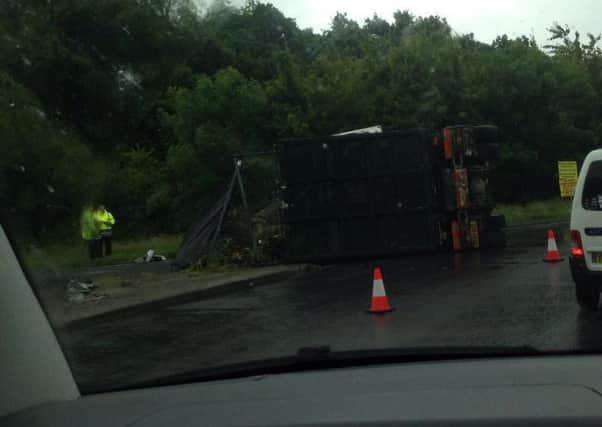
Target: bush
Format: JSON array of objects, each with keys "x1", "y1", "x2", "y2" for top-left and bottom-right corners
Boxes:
[{"x1": 106, "y1": 147, "x2": 169, "y2": 236}]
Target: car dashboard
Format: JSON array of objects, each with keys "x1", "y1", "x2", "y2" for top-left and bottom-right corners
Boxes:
[{"x1": 4, "y1": 355, "x2": 602, "y2": 426}]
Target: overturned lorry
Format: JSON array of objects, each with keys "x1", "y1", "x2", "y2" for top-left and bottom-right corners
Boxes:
[{"x1": 277, "y1": 125, "x2": 506, "y2": 261}]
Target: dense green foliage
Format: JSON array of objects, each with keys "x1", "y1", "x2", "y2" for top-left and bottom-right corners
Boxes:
[{"x1": 2, "y1": 1, "x2": 601, "y2": 238}]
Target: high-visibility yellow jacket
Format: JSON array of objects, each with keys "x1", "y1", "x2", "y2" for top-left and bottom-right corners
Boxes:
[
  {"x1": 80, "y1": 208, "x2": 100, "y2": 240},
  {"x1": 95, "y1": 210, "x2": 116, "y2": 231}
]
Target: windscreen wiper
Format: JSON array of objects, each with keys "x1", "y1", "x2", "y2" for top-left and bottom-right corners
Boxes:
[{"x1": 90, "y1": 345, "x2": 542, "y2": 394}]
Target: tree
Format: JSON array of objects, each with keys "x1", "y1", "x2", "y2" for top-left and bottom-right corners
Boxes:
[
  {"x1": 5, "y1": 0, "x2": 602, "y2": 239},
  {"x1": 161, "y1": 67, "x2": 269, "y2": 226},
  {"x1": 0, "y1": 71, "x2": 106, "y2": 239}
]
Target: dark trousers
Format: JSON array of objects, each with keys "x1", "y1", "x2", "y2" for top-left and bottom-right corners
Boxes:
[
  {"x1": 87, "y1": 239, "x2": 101, "y2": 259},
  {"x1": 100, "y1": 234, "x2": 112, "y2": 256}
]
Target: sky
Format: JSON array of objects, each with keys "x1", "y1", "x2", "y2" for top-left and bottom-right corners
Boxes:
[{"x1": 229, "y1": 0, "x2": 602, "y2": 45}]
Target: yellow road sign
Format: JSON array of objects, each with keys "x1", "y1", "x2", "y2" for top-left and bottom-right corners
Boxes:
[
  {"x1": 558, "y1": 161, "x2": 578, "y2": 179},
  {"x1": 559, "y1": 180, "x2": 576, "y2": 198},
  {"x1": 557, "y1": 161, "x2": 578, "y2": 198}
]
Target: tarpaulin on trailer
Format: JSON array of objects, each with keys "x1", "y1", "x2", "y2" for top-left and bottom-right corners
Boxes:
[
  {"x1": 172, "y1": 191, "x2": 231, "y2": 270},
  {"x1": 172, "y1": 164, "x2": 243, "y2": 270}
]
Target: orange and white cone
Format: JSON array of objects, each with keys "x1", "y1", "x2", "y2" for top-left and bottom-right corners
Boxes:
[
  {"x1": 366, "y1": 268, "x2": 394, "y2": 314},
  {"x1": 543, "y1": 229, "x2": 564, "y2": 262}
]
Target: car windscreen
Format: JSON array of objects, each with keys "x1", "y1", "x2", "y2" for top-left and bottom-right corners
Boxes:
[{"x1": 3, "y1": 0, "x2": 602, "y2": 396}]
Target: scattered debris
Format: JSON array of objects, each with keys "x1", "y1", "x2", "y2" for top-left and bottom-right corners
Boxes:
[
  {"x1": 68, "y1": 279, "x2": 92, "y2": 294},
  {"x1": 83, "y1": 295, "x2": 108, "y2": 303},
  {"x1": 145, "y1": 249, "x2": 155, "y2": 262},
  {"x1": 66, "y1": 279, "x2": 101, "y2": 303},
  {"x1": 133, "y1": 249, "x2": 168, "y2": 264},
  {"x1": 67, "y1": 291, "x2": 85, "y2": 302},
  {"x1": 301, "y1": 264, "x2": 324, "y2": 272}
]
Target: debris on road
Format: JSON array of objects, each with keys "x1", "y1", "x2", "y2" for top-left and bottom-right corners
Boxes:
[
  {"x1": 133, "y1": 249, "x2": 167, "y2": 264},
  {"x1": 83, "y1": 294, "x2": 108, "y2": 303},
  {"x1": 67, "y1": 291, "x2": 85, "y2": 302},
  {"x1": 66, "y1": 279, "x2": 106, "y2": 303},
  {"x1": 67, "y1": 279, "x2": 92, "y2": 294}
]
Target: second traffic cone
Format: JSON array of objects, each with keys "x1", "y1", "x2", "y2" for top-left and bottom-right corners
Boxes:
[
  {"x1": 366, "y1": 268, "x2": 394, "y2": 314},
  {"x1": 543, "y1": 229, "x2": 564, "y2": 262}
]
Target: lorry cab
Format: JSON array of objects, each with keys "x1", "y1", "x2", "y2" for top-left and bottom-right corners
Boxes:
[{"x1": 570, "y1": 149, "x2": 602, "y2": 310}]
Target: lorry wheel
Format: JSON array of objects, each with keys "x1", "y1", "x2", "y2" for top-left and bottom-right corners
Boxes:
[
  {"x1": 576, "y1": 279, "x2": 600, "y2": 310},
  {"x1": 482, "y1": 230, "x2": 507, "y2": 249},
  {"x1": 486, "y1": 214, "x2": 506, "y2": 230},
  {"x1": 479, "y1": 143, "x2": 500, "y2": 161},
  {"x1": 473, "y1": 125, "x2": 499, "y2": 143}
]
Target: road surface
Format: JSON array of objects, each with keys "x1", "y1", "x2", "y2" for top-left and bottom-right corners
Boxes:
[{"x1": 57, "y1": 227, "x2": 602, "y2": 392}]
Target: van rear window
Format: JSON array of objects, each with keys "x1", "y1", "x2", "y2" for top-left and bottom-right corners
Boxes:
[{"x1": 583, "y1": 160, "x2": 602, "y2": 210}]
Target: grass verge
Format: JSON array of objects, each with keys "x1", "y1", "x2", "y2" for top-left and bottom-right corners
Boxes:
[
  {"x1": 21, "y1": 234, "x2": 182, "y2": 271},
  {"x1": 494, "y1": 198, "x2": 572, "y2": 226}
]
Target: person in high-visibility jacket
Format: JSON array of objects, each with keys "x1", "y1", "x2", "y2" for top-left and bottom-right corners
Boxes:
[
  {"x1": 80, "y1": 205, "x2": 101, "y2": 259},
  {"x1": 94, "y1": 204, "x2": 116, "y2": 256}
]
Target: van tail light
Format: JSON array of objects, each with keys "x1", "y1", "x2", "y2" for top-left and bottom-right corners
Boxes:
[{"x1": 570, "y1": 230, "x2": 584, "y2": 257}]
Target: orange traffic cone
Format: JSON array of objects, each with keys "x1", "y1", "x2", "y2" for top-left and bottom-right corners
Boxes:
[
  {"x1": 366, "y1": 268, "x2": 394, "y2": 314},
  {"x1": 543, "y1": 229, "x2": 564, "y2": 262}
]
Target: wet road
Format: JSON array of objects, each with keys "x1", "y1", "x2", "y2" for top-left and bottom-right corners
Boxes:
[{"x1": 59, "y1": 228, "x2": 602, "y2": 392}]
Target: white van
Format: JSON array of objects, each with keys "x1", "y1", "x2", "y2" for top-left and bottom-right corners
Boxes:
[{"x1": 570, "y1": 149, "x2": 602, "y2": 310}]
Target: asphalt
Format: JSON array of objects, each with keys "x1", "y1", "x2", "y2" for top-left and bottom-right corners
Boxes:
[{"x1": 57, "y1": 225, "x2": 602, "y2": 393}]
